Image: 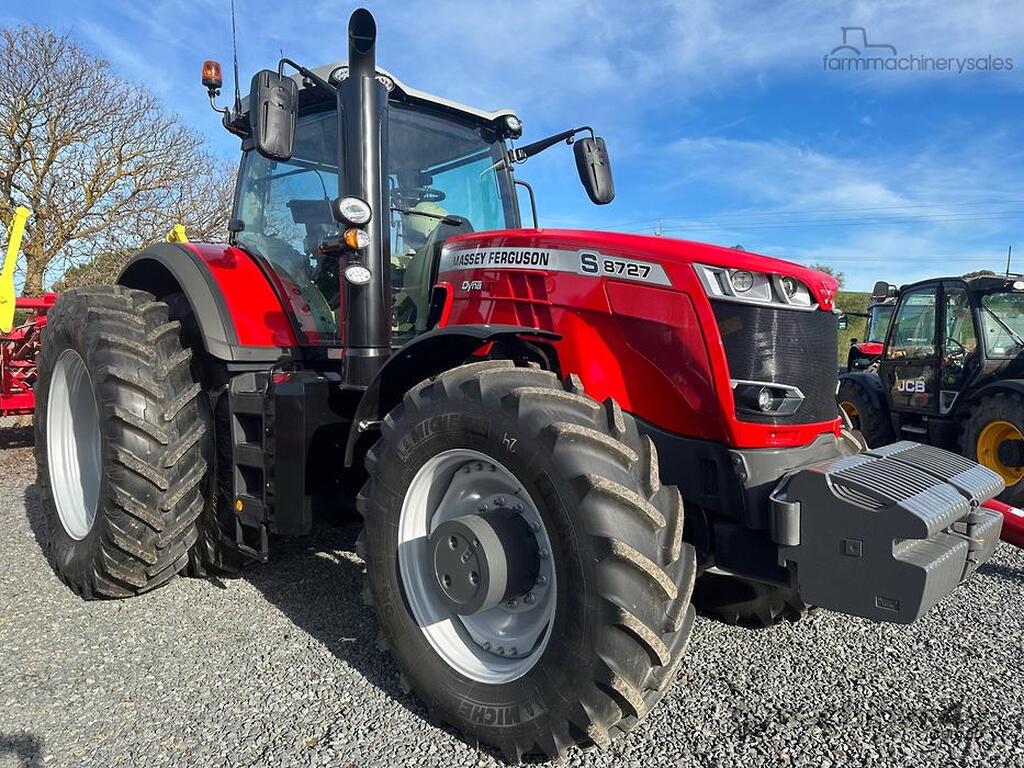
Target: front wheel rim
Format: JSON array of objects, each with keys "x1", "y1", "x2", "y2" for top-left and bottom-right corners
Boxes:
[
  {"x1": 46, "y1": 349, "x2": 102, "y2": 540},
  {"x1": 397, "y1": 448, "x2": 556, "y2": 684}
]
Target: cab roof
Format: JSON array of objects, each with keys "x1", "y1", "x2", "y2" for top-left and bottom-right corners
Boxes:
[{"x1": 296, "y1": 62, "x2": 518, "y2": 128}]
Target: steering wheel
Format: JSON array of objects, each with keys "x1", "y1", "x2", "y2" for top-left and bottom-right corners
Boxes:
[
  {"x1": 391, "y1": 187, "x2": 446, "y2": 207},
  {"x1": 945, "y1": 337, "x2": 968, "y2": 358}
]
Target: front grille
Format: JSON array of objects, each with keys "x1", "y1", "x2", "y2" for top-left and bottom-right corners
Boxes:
[{"x1": 711, "y1": 302, "x2": 838, "y2": 424}]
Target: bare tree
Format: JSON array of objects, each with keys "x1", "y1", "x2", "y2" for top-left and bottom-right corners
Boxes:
[
  {"x1": 809, "y1": 263, "x2": 845, "y2": 288},
  {"x1": 0, "y1": 25, "x2": 233, "y2": 295}
]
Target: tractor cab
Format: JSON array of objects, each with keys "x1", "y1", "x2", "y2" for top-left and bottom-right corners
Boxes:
[
  {"x1": 840, "y1": 271, "x2": 1024, "y2": 501},
  {"x1": 877, "y1": 274, "x2": 1024, "y2": 420},
  {"x1": 230, "y1": 66, "x2": 522, "y2": 348}
]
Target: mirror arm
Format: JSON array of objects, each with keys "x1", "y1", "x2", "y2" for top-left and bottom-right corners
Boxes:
[
  {"x1": 510, "y1": 125, "x2": 594, "y2": 164},
  {"x1": 277, "y1": 57, "x2": 336, "y2": 96}
]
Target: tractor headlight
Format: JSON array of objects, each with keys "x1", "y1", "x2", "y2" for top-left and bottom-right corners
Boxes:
[
  {"x1": 778, "y1": 275, "x2": 812, "y2": 306},
  {"x1": 695, "y1": 264, "x2": 818, "y2": 310},
  {"x1": 335, "y1": 196, "x2": 372, "y2": 226},
  {"x1": 503, "y1": 114, "x2": 523, "y2": 139},
  {"x1": 344, "y1": 264, "x2": 372, "y2": 285}
]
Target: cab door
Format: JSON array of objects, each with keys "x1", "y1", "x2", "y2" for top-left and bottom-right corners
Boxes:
[
  {"x1": 878, "y1": 284, "x2": 940, "y2": 414},
  {"x1": 938, "y1": 282, "x2": 980, "y2": 414}
]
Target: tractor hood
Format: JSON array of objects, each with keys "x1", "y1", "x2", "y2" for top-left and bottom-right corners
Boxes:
[{"x1": 443, "y1": 229, "x2": 840, "y2": 311}]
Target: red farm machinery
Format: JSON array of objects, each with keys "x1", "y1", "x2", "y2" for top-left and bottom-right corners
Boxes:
[
  {"x1": 1, "y1": 206, "x2": 56, "y2": 420},
  {"x1": 1, "y1": 294, "x2": 56, "y2": 418},
  {"x1": 27, "y1": 9, "x2": 1006, "y2": 760}
]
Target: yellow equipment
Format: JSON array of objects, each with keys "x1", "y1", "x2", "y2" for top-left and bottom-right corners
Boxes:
[{"x1": 1, "y1": 206, "x2": 30, "y2": 334}]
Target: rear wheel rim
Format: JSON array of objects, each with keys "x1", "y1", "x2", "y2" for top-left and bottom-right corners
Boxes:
[
  {"x1": 46, "y1": 349, "x2": 102, "y2": 540},
  {"x1": 977, "y1": 419, "x2": 1024, "y2": 485},
  {"x1": 397, "y1": 448, "x2": 556, "y2": 684}
]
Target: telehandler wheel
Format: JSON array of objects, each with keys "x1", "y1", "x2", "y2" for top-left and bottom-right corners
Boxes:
[
  {"x1": 359, "y1": 361, "x2": 696, "y2": 760},
  {"x1": 34, "y1": 286, "x2": 206, "y2": 599},
  {"x1": 691, "y1": 573, "x2": 806, "y2": 628},
  {"x1": 837, "y1": 379, "x2": 894, "y2": 448},
  {"x1": 961, "y1": 391, "x2": 1024, "y2": 505}
]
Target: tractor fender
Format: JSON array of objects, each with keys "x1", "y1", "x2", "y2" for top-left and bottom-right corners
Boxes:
[
  {"x1": 838, "y1": 370, "x2": 886, "y2": 411},
  {"x1": 117, "y1": 242, "x2": 293, "y2": 363},
  {"x1": 344, "y1": 324, "x2": 560, "y2": 466},
  {"x1": 959, "y1": 378, "x2": 1024, "y2": 413}
]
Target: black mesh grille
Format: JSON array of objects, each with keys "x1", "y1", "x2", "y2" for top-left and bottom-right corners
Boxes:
[{"x1": 711, "y1": 301, "x2": 838, "y2": 425}]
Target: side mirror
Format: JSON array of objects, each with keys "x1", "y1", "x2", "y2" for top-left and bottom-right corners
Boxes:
[
  {"x1": 574, "y1": 137, "x2": 615, "y2": 205},
  {"x1": 249, "y1": 70, "x2": 298, "y2": 162},
  {"x1": 837, "y1": 314, "x2": 849, "y2": 330}
]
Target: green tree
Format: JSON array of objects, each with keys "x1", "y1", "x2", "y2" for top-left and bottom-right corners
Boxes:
[{"x1": 809, "y1": 263, "x2": 845, "y2": 287}]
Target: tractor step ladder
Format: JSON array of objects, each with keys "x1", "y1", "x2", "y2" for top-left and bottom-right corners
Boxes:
[{"x1": 228, "y1": 372, "x2": 273, "y2": 562}]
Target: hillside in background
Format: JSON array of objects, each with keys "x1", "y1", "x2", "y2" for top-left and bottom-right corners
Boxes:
[{"x1": 835, "y1": 290, "x2": 871, "y2": 365}]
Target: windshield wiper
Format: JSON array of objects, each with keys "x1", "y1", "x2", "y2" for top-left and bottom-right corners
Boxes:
[
  {"x1": 390, "y1": 206, "x2": 463, "y2": 227},
  {"x1": 983, "y1": 305, "x2": 1024, "y2": 349}
]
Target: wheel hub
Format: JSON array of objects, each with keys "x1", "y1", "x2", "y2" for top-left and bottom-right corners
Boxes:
[
  {"x1": 429, "y1": 510, "x2": 539, "y2": 615},
  {"x1": 997, "y1": 438, "x2": 1024, "y2": 469},
  {"x1": 397, "y1": 449, "x2": 557, "y2": 683}
]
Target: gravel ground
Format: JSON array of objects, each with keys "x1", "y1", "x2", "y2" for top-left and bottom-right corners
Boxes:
[{"x1": 2, "y1": 419, "x2": 1023, "y2": 767}]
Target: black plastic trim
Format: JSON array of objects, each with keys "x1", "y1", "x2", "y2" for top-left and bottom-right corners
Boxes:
[{"x1": 344, "y1": 324, "x2": 560, "y2": 465}]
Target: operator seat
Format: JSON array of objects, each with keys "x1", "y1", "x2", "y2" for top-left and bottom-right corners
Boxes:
[{"x1": 403, "y1": 215, "x2": 473, "y2": 332}]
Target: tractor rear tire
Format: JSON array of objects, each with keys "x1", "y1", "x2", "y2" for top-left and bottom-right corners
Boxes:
[
  {"x1": 691, "y1": 573, "x2": 806, "y2": 628},
  {"x1": 837, "y1": 379, "x2": 895, "y2": 448},
  {"x1": 359, "y1": 361, "x2": 697, "y2": 760},
  {"x1": 34, "y1": 286, "x2": 206, "y2": 599},
  {"x1": 961, "y1": 391, "x2": 1024, "y2": 506}
]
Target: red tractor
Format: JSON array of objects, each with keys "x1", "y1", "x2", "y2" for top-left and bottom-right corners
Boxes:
[
  {"x1": 33, "y1": 10, "x2": 1004, "y2": 759},
  {"x1": 843, "y1": 282, "x2": 897, "y2": 371}
]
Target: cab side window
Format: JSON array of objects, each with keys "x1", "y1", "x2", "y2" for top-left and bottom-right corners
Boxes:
[{"x1": 887, "y1": 287, "x2": 937, "y2": 359}]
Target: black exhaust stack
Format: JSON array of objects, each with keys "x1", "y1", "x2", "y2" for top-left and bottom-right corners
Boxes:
[{"x1": 338, "y1": 8, "x2": 391, "y2": 385}]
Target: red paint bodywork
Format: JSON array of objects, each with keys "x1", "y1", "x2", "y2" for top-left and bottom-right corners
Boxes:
[
  {"x1": 851, "y1": 341, "x2": 884, "y2": 357},
  {"x1": 981, "y1": 498, "x2": 1024, "y2": 549},
  {"x1": 1, "y1": 293, "x2": 57, "y2": 417},
  {"x1": 183, "y1": 243, "x2": 299, "y2": 348},
  {"x1": 439, "y1": 229, "x2": 841, "y2": 449}
]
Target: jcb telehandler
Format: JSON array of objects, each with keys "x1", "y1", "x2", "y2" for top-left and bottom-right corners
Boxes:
[
  {"x1": 840, "y1": 273, "x2": 1024, "y2": 506},
  {"x1": 34, "y1": 9, "x2": 1004, "y2": 759}
]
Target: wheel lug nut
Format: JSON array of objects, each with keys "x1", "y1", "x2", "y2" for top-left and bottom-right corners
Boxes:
[
  {"x1": 514, "y1": 503, "x2": 524, "y2": 512},
  {"x1": 538, "y1": 548, "x2": 549, "y2": 559},
  {"x1": 483, "y1": 642, "x2": 491, "y2": 650},
  {"x1": 496, "y1": 496, "x2": 506, "y2": 506},
  {"x1": 529, "y1": 521, "x2": 540, "y2": 532},
  {"x1": 524, "y1": 592, "x2": 536, "y2": 604},
  {"x1": 505, "y1": 598, "x2": 517, "y2": 608},
  {"x1": 536, "y1": 575, "x2": 548, "y2": 586},
  {"x1": 510, "y1": 647, "x2": 517, "y2": 656},
  {"x1": 477, "y1": 503, "x2": 488, "y2": 512},
  {"x1": 496, "y1": 646, "x2": 505, "y2": 656}
]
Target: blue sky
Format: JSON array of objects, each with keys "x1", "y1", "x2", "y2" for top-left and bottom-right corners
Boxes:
[{"x1": 7, "y1": 0, "x2": 1024, "y2": 290}]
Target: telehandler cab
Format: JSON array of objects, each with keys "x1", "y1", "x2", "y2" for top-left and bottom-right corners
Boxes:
[{"x1": 35, "y1": 8, "x2": 1004, "y2": 759}]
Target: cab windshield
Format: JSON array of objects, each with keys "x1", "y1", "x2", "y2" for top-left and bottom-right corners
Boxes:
[
  {"x1": 234, "y1": 104, "x2": 517, "y2": 345},
  {"x1": 865, "y1": 303, "x2": 894, "y2": 343},
  {"x1": 980, "y1": 291, "x2": 1024, "y2": 356}
]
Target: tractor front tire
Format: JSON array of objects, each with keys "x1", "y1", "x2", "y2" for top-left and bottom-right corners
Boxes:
[
  {"x1": 961, "y1": 391, "x2": 1024, "y2": 506},
  {"x1": 837, "y1": 379, "x2": 894, "y2": 448},
  {"x1": 691, "y1": 573, "x2": 806, "y2": 628},
  {"x1": 359, "y1": 361, "x2": 697, "y2": 760},
  {"x1": 34, "y1": 286, "x2": 206, "y2": 599}
]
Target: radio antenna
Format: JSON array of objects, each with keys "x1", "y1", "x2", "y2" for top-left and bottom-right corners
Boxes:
[
  {"x1": 1007, "y1": 244, "x2": 1013, "y2": 277},
  {"x1": 230, "y1": 0, "x2": 241, "y2": 113}
]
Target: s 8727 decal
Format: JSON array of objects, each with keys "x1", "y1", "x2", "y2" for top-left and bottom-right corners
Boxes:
[{"x1": 438, "y1": 246, "x2": 671, "y2": 286}]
